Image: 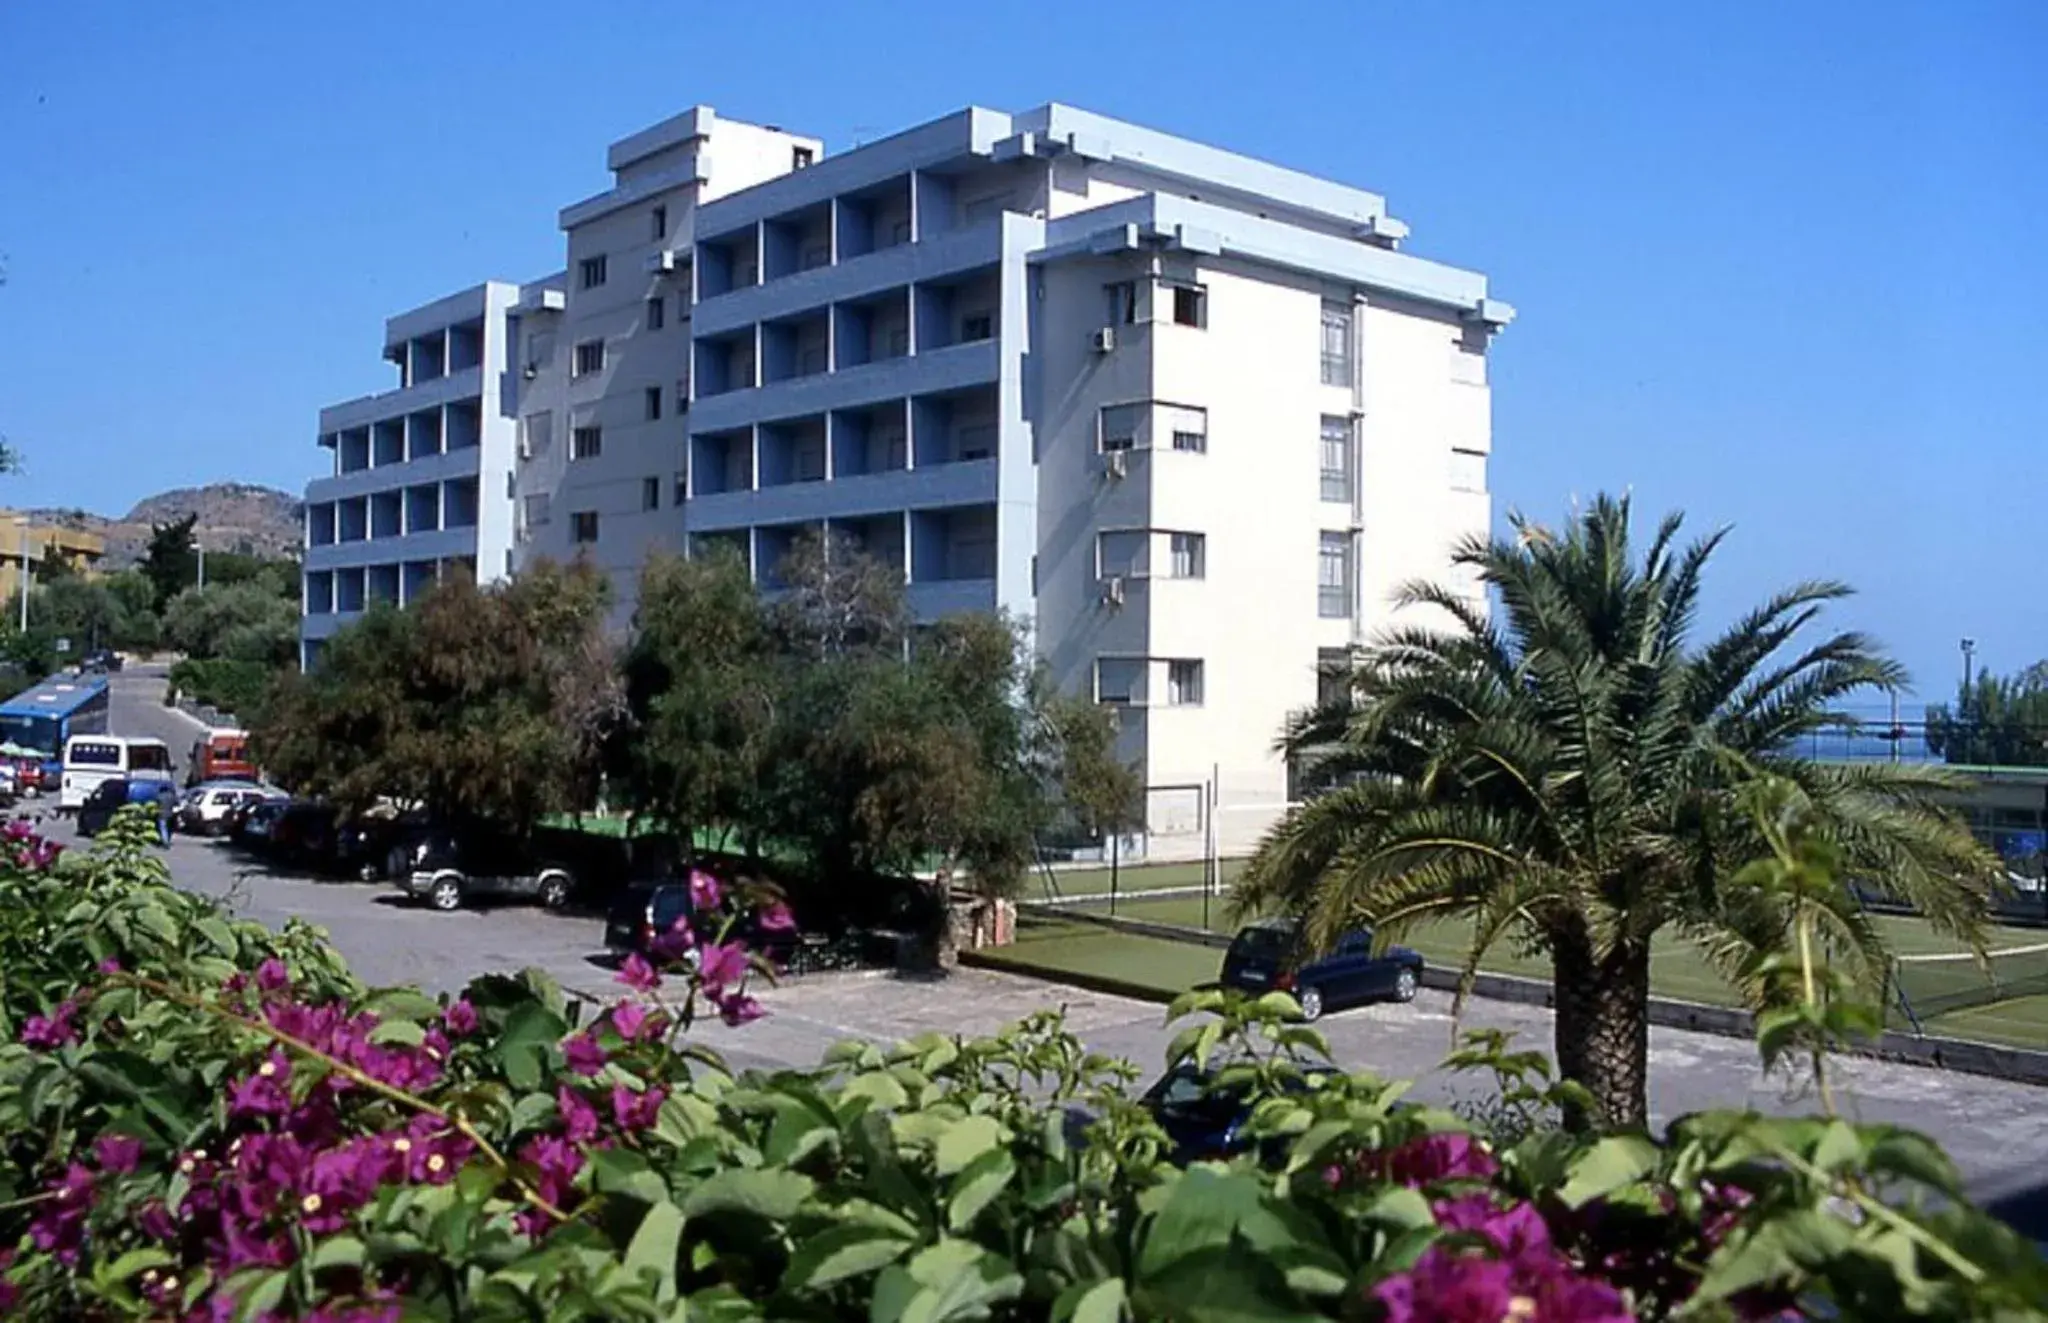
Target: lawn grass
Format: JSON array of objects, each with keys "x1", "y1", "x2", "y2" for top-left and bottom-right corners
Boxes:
[
  {"x1": 1039, "y1": 857, "x2": 1247, "y2": 899},
  {"x1": 968, "y1": 914, "x2": 1220, "y2": 999}
]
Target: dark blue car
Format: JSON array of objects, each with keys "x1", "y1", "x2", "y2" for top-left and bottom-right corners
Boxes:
[
  {"x1": 1140, "y1": 1061, "x2": 1339, "y2": 1164},
  {"x1": 1219, "y1": 917, "x2": 1423, "y2": 1021}
]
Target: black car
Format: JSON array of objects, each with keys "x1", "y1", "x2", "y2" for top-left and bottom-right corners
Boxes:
[
  {"x1": 1219, "y1": 917, "x2": 1423, "y2": 1021},
  {"x1": 80, "y1": 649, "x2": 122, "y2": 673},
  {"x1": 335, "y1": 811, "x2": 425, "y2": 882},
  {"x1": 78, "y1": 778, "x2": 175, "y2": 839},
  {"x1": 230, "y1": 799, "x2": 289, "y2": 848},
  {"x1": 1140, "y1": 1061, "x2": 1341, "y2": 1164},
  {"x1": 266, "y1": 802, "x2": 342, "y2": 870},
  {"x1": 604, "y1": 879, "x2": 799, "y2": 964},
  {"x1": 393, "y1": 826, "x2": 577, "y2": 912}
]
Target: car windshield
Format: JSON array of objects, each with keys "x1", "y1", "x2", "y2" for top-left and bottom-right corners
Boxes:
[{"x1": 129, "y1": 745, "x2": 171, "y2": 773}]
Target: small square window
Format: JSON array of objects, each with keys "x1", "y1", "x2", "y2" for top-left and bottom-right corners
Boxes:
[
  {"x1": 651, "y1": 205, "x2": 667, "y2": 240},
  {"x1": 579, "y1": 255, "x2": 607, "y2": 289},
  {"x1": 673, "y1": 470, "x2": 687, "y2": 505},
  {"x1": 1099, "y1": 403, "x2": 1143, "y2": 452},
  {"x1": 1171, "y1": 284, "x2": 1207, "y2": 328},
  {"x1": 793, "y1": 145, "x2": 814, "y2": 169},
  {"x1": 571, "y1": 511, "x2": 599, "y2": 544},
  {"x1": 646, "y1": 297, "x2": 665, "y2": 330},
  {"x1": 1168, "y1": 532, "x2": 1206, "y2": 579},
  {"x1": 645, "y1": 386, "x2": 663, "y2": 422},
  {"x1": 1105, "y1": 281, "x2": 1138, "y2": 325},
  {"x1": 1166, "y1": 659, "x2": 1204, "y2": 706},
  {"x1": 960, "y1": 313, "x2": 993, "y2": 342},
  {"x1": 571, "y1": 426, "x2": 602, "y2": 460},
  {"x1": 574, "y1": 340, "x2": 605, "y2": 376},
  {"x1": 642, "y1": 476, "x2": 661, "y2": 511}
]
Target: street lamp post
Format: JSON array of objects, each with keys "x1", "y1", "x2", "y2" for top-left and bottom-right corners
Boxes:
[
  {"x1": 1961, "y1": 637, "x2": 1979, "y2": 763},
  {"x1": 14, "y1": 517, "x2": 28, "y2": 634}
]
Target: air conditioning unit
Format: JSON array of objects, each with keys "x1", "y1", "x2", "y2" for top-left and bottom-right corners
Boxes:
[
  {"x1": 1099, "y1": 575, "x2": 1126, "y2": 608},
  {"x1": 518, "y1": 438, "x2": 531, "y2": 461},
  {"x1": 646, "y1": 250, "x2": 681, "y2": 274},
  {"x1": 1103, "y1": 449, "x2": 1129, "y2": 480},
  {"x1": 1090, "y1": 326, "x2": 1116, "y2": 353},
  {"x1": 522, "y1": 363, "x2": 539, "y2": 380}
]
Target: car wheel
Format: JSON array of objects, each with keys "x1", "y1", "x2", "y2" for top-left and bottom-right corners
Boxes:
[
  {"x1": 1296, "y1": 985, "x2": 1325, "y2": 1022},
  {"x1": 539, "y1": 874, "x2": 571, "y2": 911},
  {"x1": 357, "y1": 859, "x2": 380, "y2": 883},
  {"x1": 1393, "y1": 967, "x2": 1419, "y2": 1003},
  {"x1": 429, "y1": 877, "x2": 463, "y2": 912}
]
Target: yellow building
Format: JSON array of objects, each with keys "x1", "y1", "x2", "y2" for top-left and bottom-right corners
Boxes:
[{"x1": 0, "y1": 514, "x2": 106, "y2": 601}]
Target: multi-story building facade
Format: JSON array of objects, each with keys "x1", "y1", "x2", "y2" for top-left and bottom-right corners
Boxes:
[
  {"x1": 300, "y1": 282, "x2": 525, "y2": 666},
  {"x1": 303, "y1": 102, "x2": 1509, "y2": 858}
]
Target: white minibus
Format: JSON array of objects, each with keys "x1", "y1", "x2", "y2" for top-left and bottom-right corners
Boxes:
[{"x1": 61, "y1": 736, "x2": 174, "y2": 811}]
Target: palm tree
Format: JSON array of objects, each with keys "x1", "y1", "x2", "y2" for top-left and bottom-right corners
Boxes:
[{"x1": 1234, "y1": 494, "x2": 1997, "y2": 1129}]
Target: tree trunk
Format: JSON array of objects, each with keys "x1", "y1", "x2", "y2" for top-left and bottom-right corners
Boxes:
[{"x1": 1550, "y1": 922, "x2": 1653, "y2": 1131}]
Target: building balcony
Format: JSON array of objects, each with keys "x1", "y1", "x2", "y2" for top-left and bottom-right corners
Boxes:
[
  {"x1": 684, "y1": 457, "x2": 997, "y2": 532},
  {"x1": 317, "y1": 364, "x2": 486, "y2": 434},
  {"x1": 688, "y1": 337, "x2": 998, "y2": 433}
]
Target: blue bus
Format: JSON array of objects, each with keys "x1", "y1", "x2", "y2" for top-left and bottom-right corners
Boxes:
[{"x1": 0, "y1": 673, "x2": 112, "y2": 782}]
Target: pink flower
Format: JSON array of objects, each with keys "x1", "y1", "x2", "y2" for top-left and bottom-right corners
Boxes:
[
  {"x1": 28, "y1": 1163, "x2": 95, "y2": 1265},
  {"x1": 716, "y1": 991, "x2": 765, "y2": 1026},
  {"x1": 255, "y1": 957, "x2": 291, "y2": 993},
  {"x1": 757, "y1": 900, "x2": 796, "y2": 933},
  {"x1": 557, "y1": 1085, "x2": 601, "y2": 1143},
  {"x1": 562, "y1": 1032, "x2": 607, "y2": 1077},
  {"x1": 696, "y1": 940, "x2": 750, "y2": 996},
  {"x1": 1373, "y1": 1248, "x2": 1515, "y2": 1323},
  {"x1": 96, "y1": 957, "x2": 122, "y2": 975},
  {"x1": 688, "y1": 868, "x2": 724, "y2": 911},
  {"x1": 1369, "y1": 1131, "x2": 1499, "y2": 1188},
  {"x1": 610, "y1": 1084, "x2": 666, "y2": 1132},
  {"x1": 20, "y1": 997, "x2": 80, "y2": 1049},
  {"x1": 610, "y1": 1000, "x2": 662, "y2": 1042},
  {"x1": 228, "y1": 1051, "x2": 294, "y2": 1119},
  {"x1": 1435, "y1": 1193, "x2": 1553, "y2": 1265},
  {"x1": 616, "y1": 952, "x2": 661, "y2": 993},
  {"x1": 516, "y1": 1134, "x2": 584, "y2": 1236},
  {"x1": 94, "y1": 1132, "x2": 145, "y2": 1175},
  {"x1": 650, "y1": 917, "x2": 696, "y2": 964},
  {"x1": 0, "y1": 1250, "x2": 16, "y2": 1313},
  {"x1": 443, "y1": 998, "x2": 478, "y2": 1036}
]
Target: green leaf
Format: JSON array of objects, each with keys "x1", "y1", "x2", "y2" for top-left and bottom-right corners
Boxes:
[
  {"x1": 782, "y1": 1223, "x2": 914, "y2": 1292},
  {"x1": 1131, "y1": 1245, "x2": 1322, "y2": 1323},
  {"x1": 625, "y1": 1200, "x2": 685, "y2": 1304},
  {"x1": 934, "y1": 1114, "x2": 1007, "y2": 1176},
  {"x1": 362, "y1": 987, "x2": 443, "y2": 1022},
  {"x1": 235, "y1": 1268, "x2": 291, "y2": 1322},
  {"x1": 681, "y1": 1168, "x2": 814, "y2": 1222},
  {"x1": 309, "y1": 1236, "x2": 366, "y2": 1271},
  {"x1": 495, "y1": 1000, "x2": 567, "y2": 1091},
  {"x1": 885, "y1": 1238, "x2": 1025, "y2": 1323},
  {"x1": 1558, "y1": 1134, "x2": 1661, "y2": 1208},
  {"x1": 1359, "y1": 1186, "x2": 1436, "y2": 1232},
  {"x1": 1057, "y1": 1278, "x2": 1127, "y2": 1323},
  {"x1": 368, "y1": 1019, "x2": 426, "y2": 1047},
  {"x1": 590, "y1": 1148, "x2": 670, "y2": 1205},
  {"x1": 508, "y1": 1090, "x2": 559, "y2": 1137},
  {"x1": 1136, "y1": 1168, "x2": 1270, "y2": 1279},
  {"x1": 946, "y1": 1147, "x2": 1015, "y2": 1231},
  {"x1": 98, "y1": 1246, "x2": 175, "y2": 1285}
]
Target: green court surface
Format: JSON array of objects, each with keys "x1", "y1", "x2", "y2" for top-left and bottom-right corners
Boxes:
[
  {"x1": 1008, "y1": 895, "x2": 2048, "y2": 1051},
  {"x1": 1040, "y1": 857, "x2": 1247, "y2": 899}
]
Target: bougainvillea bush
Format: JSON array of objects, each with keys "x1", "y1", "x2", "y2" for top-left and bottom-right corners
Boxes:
[{"x1": 3, "y1": 809, "x2": 2046, "y2": 1321}]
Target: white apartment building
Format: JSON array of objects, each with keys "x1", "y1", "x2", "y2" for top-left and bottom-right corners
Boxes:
[
  {"x1": 303, "y1": 102, "x2": 1510, "y2": 859},
  {"x1": 301, "y1": 282, "x2": 525, "y2": 667}
]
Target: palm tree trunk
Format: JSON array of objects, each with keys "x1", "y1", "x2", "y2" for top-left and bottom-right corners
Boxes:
[{"x1": 1550, "y1": 924, "x2": 1652, "y2": 1131}]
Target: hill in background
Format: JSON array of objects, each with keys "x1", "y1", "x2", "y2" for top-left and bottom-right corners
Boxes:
[{"x1": 24, "y1": 483, "x2": 302, "y2": 567}]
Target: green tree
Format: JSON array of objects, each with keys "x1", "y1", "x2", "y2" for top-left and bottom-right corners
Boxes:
[
  {"x1": 255, "y1": 562, "x2": 615, "y2": 826},
  {"x1": 161, "y1": 581, "x2": 299, "y2": 666},
  {"x1": 1233, "y1": 494, "x2": 1998, "y2": 1129},
  {"x1": 101, "y1": 570, "x2": 161, "y2": 651},
  {"x1": 1926, "y1": 663, "x2": 2048, "y2": 767},
  {"x1": 141, "y1": 514, "x2": 199, "y2": 610}
]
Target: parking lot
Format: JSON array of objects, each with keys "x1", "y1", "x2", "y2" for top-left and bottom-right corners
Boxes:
[{"x1": 43, "y1": 665, "x2": 2048, "y2": 1215}]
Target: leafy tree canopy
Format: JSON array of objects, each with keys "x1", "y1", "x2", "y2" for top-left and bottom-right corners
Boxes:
[
  {"x1": 1926, "y1": 663, "x2": 2048, "y2": 767},
  {"x1": 140, "y1": 513, "x2": 198, "y2": 610},
  {"x1": 162, "y1": 580, "x2": 299, "y2": 667}
]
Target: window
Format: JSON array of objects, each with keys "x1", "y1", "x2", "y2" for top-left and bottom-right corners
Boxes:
[
  {"x1": 522, "y1": 494, "x2": 551, "y2": 528},
  {"x1": 801, "y1": 243, "x2": 830, "y2": 270},
  {"x1": 1320, "y1": 415, "x2": 1353, "y2": 502},
  {"x1": 642, "y1": 476, "x2": 661, "y2": 511},
  {"x1": 673, "y1": 471, "x2": 687, "y2": 505},
  {"x1": 579, "y1": 255, "x2": 607, "y2": 289},
  {"x1": 1095, "y1": 656, "x2": 1143, "y2": 705},
  {"x1": 886, "y1": 327, "x2": 910, "y2": 357},
  {"x1": 644, "y1": 386, "x2": 663, "y2": 421},
  {"x1": 793, "y1": 145, "x2": 814, "y2": 169},
  {"x1": 890, "y1": 218, "x2": 913, "y2": 245},
  {"x1": 1099, "y1": 403, "x2": 1143, "y2": 452},
  {"x1": 1096, "y1": 530, "x2": 1146, "y2": 578},
  {"x1": 1450, "y1": 448, "x2": 1487, "y2": 493},
  {"x1": 1164, "y1": 404, "x2": 1207, "y2": 453},
  {"x1": 651, "y1": 205, "x2": 667, "y2": 240},
  {"x1": 571, "y1": 511, "x2": 599, "y2": 544},
  {"x1": 1317, "y1": 648, "x2": 1353, "y2": 708},
  {"x1": 1321, "y1": 301, "x2": 1353, "y2": 387},
  {"x1": 1319, "y1": 531, "x2": 1353, "y2": 618},
  {"x1": 960, "y1": 312, "x2": 993, "y2": 342},
  {"x1": 571, "y1": 426, "x2": 603, "y2": 460},
  {"x1": 646, "y1": 296, "x2": 665, "y2": 330},
  {"x1": 1166, "y1": 659, "x2": 1204, "y2": 706},
  {"x1": 1171, "y1": 284, "x2": 1207, "y2": 328},
  {"x1": 1105, "y1": 280, "x2": 1138, "y2": 325},
  {"x1": 957, "y1": 423, "x2": 996, "y2": 461},
  {"x1": 1168, "y1": 532, "x2": 1206, "y2": 580},
  {"x1": 574, "y1": 340, "x2": 605, "y2": 376}
]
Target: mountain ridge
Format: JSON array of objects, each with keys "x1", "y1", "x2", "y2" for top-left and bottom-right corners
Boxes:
[{"x1": 19, "y1": 482, "x2": 302, "y2": 567}]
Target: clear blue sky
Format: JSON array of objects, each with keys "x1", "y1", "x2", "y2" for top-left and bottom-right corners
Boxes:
[{"x1": 1, "y1": 2, "x2": 2041, "y2": 699}]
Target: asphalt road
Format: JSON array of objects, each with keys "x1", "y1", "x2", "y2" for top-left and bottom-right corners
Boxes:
[{"x1": 46, "y1": 663, "x2": 2048, "y2": 1219}]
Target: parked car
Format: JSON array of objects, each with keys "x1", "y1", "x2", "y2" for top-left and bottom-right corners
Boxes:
[
  {"x1": 603, "y1": 879, "x2": 800, "y2": 965},
  {"x1": 1138, "y1": 1061, "x2": 1342, "y2": 1164},
  {"x1": 230, "y1": 798, "x2": 291, "y2": 848},
  {"x1": 77, "y1": 777, "x2": 177, "y2": 840},
  {"x1": 267, "y1": 801, "x2": 343, "y2": 870},
  {"x1": 1218, "y1": 917, "x2": 1423, "y2": 1021},
  {"x1": 177, "y1": 783, "x2": 277, "y2": 836},
  {"x1": 0, "y1": 761, "x2": 16, "y2": 805},
  {"x1": 81, "y1": 649, "x2": 122, "y2": 673},
  {"x1": 12, "y1": 757, "x2": 47, "y2": 797},
  {"x1": 393, "y1": 827, "x2": 578, "y2": 912},
  {"x1": 335, "y1": 809, "x2": 427, "y2": 881}
]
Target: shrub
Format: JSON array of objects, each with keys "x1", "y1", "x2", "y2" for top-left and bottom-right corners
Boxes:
[
  {"x1": 2, "y1": 810, "x2": 2044, "y2": 1320},
  {"x1": 168, "y1": 656, "x2": 275, "y2": 722}
]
